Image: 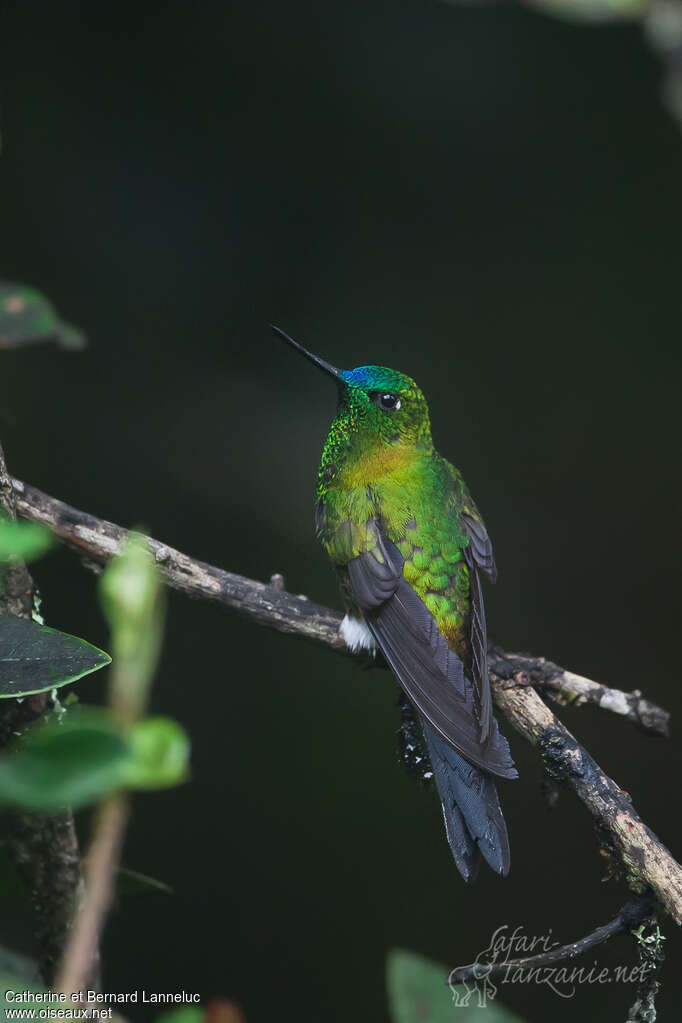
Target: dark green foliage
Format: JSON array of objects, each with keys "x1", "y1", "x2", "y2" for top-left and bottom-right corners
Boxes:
[
  {"x1": 0, "y1": 945, "x2": 40, "y2": 985},
  {"x1": 0, "y1": 844, "x2": 25, "y2": 901},
  {"x1": 386, "y1": 950, "x2": 525, "y2": 1023},
  {"x1": 0, "y1": 709, "x2": 189, "y2": 811},
  {"x1": 0, "y1": 520, "x2": 53, "y2": 564},
  {"x1": 0, "y1": 282, "x2": 85, "y2": 350},
  {"x1": 0, "y1": 614, "x2": 111, "y2": 698},
  {"x1": 155, "y1": 1010, "x2": 204, "y2": 1023},
  {"x1": 0, "y1": 710, "x2": 128, "y2": 811},
  {"x1": 124, "y1": 716, "x2": 190, "y2": 789},
  {"x1": 0, "y1": 959, "x2": 46, "y2": 1023}
]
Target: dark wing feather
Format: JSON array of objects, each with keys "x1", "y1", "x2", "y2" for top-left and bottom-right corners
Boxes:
[
  {"x1": 346, "y1": 523, "x2": 516, "y2": 780},
  {"x1": 346, "y1": 526, "x2": 398, "y2": 608},
  {"x1": 460, "y1": 511, "x2": 497, "y2": 583},
  {"x1": 461, "y1": 511, "x2": 497, "y2": 743},
  {"x1": 465, "y1": 549, "x2": 492, "y2": 743}
]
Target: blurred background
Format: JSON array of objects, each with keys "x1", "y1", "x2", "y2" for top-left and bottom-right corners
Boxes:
[{"x1": 1, "y1": 1, "x2": 680, "y2": 1020}]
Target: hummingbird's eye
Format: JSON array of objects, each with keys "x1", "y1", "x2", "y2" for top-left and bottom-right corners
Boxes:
[{"x1": 373, "y1": 392, "x2": 402, "y2": 411}]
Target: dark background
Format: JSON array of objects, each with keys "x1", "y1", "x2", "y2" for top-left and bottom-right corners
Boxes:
[{"x1": 1, "y1": 1, "x2": 680, "y2": 1020}]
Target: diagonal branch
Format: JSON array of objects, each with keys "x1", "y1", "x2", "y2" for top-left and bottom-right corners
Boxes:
[
  {"x1": 10, "y1": 477, "x2": 682, "y2": 922},
  {"x1": 11, "y1": 478, "x2": 670, "y2": 736},
  {"x1": 492, "y1": 682, "x2": 682, "y2": 923}
]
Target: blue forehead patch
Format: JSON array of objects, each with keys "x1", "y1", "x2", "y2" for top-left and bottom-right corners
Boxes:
[
  {"x1": 340, "y1": 366, "x2": 376, "y2": 387},
  {"x1": 340, "y1": 365, "x2": 409, "y2": 391}
]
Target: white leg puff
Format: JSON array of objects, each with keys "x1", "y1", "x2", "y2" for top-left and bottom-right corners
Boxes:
[{"x1": 339, "y1": 614, "x2": 377, "y2": 655}]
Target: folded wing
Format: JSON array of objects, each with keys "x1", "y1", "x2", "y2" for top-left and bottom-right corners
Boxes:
[{"x1": 345, "y1": 521, "x2": 516, "y2": 780}]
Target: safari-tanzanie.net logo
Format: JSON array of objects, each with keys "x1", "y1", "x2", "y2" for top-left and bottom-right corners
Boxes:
[{"x1": 447, "y1": 923, "x2": 657, "y2": 1007}]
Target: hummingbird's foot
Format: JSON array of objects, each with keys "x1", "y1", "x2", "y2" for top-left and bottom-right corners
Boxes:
[
  {"x1": 339, "y1": 614, "x2": 377, "y2": 655},
  {"x1": 397, "y1": 692, "x2": 433, "y2": 784}
]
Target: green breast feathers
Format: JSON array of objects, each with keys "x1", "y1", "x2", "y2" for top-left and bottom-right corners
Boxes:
[{"x1": 317, "y1": 455, "x2": 475, "y2": 654}]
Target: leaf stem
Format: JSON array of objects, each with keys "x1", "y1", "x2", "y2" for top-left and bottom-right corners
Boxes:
[{"x1": 55, "y1": 794, "x2": 129, "y2": 1001}]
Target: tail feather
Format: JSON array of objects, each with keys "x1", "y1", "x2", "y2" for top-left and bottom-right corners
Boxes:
[{"x1": 422, "y1": 718, "x2": 510, "y2": 880}]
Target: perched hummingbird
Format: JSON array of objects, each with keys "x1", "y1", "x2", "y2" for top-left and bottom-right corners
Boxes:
[{"x1": 273, "y1": 326, "x2": 517, "y2": 880}]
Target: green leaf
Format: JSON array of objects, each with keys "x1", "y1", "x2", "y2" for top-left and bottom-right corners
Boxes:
[
  {"x1": 0, "y1": 520, "x2": 53, "y2": 564},
  {"x1": 521, "y1": 0, "x2": 646, "y2": 22},
  {"x1": 0, "y1": 282, "x2": 86, "y2": 351},
  {"x1": 154, "y1": 1010, "x2": 203, "y2": 1023},
  {"x1": 0, "y1": 946, "x2": 40, "y2": 985},
  {"x1": 155, "y1": 1007, "x2": 245, "y2": 1023},
  {"x1": 117, "y1": 866, "x2": 173, "y2": 896},
  {"x1": 1, "y1": 966, "x2": 47, "y2": 1022},
  {"x1": 387, "y1": 950, "x2": 526, "y2": 1023},
  {"x1": 0, "y1": 614, "x2": 111, "y2": 698},
  {"x1": 125, "y1": 717, "x2": 190, "y2": 789},
  {"x1": 0, "y1": 709, "x2": 190, "y2": 811},
  {"x1": 0, "y1": 710, "x2": 129, "y2": 811},
  {"x1": 99, "y1": 532, "x2": 165, "y2": 722}
]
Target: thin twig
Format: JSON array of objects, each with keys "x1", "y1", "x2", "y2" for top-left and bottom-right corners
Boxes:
[
  {"x1": 55, "y1": 795, "x2": 129, "y2": 1000},
  {"x1": 488, "y1": 646, "x2": 669, "y2": 738},
  {"x1": 56, "y1": 530, "x2": 162, "y2": 1001},
  {"x1": 10, "y1": 477, "x2": 682, "y2": 922},
  {"x1": 448, "y1": 896, "x2": 653, "y2": 984}
]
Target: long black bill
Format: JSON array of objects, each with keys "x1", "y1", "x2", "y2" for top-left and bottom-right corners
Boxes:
[{"x1": 270, "y1": 324, "x2": 343, "y2": 383}]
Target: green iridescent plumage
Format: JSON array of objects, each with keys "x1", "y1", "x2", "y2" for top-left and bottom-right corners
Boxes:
[
  {"x1": 274, "y1": 327, "x2": 516, "y2": 880},
  {"x1": 316, "y1": 367, "x2": 478, "y2": 656}
]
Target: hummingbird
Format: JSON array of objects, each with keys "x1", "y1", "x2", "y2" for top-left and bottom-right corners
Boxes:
[{"x1": 273, "y1": 326, "x2": 517, "y2": 880}]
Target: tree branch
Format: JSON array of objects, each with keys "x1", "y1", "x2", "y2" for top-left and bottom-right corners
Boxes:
[
  {"x1": 493, "y1": 683, "x2": 682, "y2": 923},
  {"x1": 10, "y1": 477, "x2": 682, "y2": 922},
  {"x1": 447, "y1": 895, "x2": 654, "y2": 985},
  {"x1": 0, "y1": 451, "x2": 87, "y2": 985},
  {"x1": 12, "y1": 478, "x2": 669, "y2": 736},
  {"x1": 488, "y1": 646, "x2": 669, "y2": 738}
]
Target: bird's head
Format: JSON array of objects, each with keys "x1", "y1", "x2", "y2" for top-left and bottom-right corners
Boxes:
[{"x1": 272, "y1": 326, "x2": 433, "y2": 458}]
